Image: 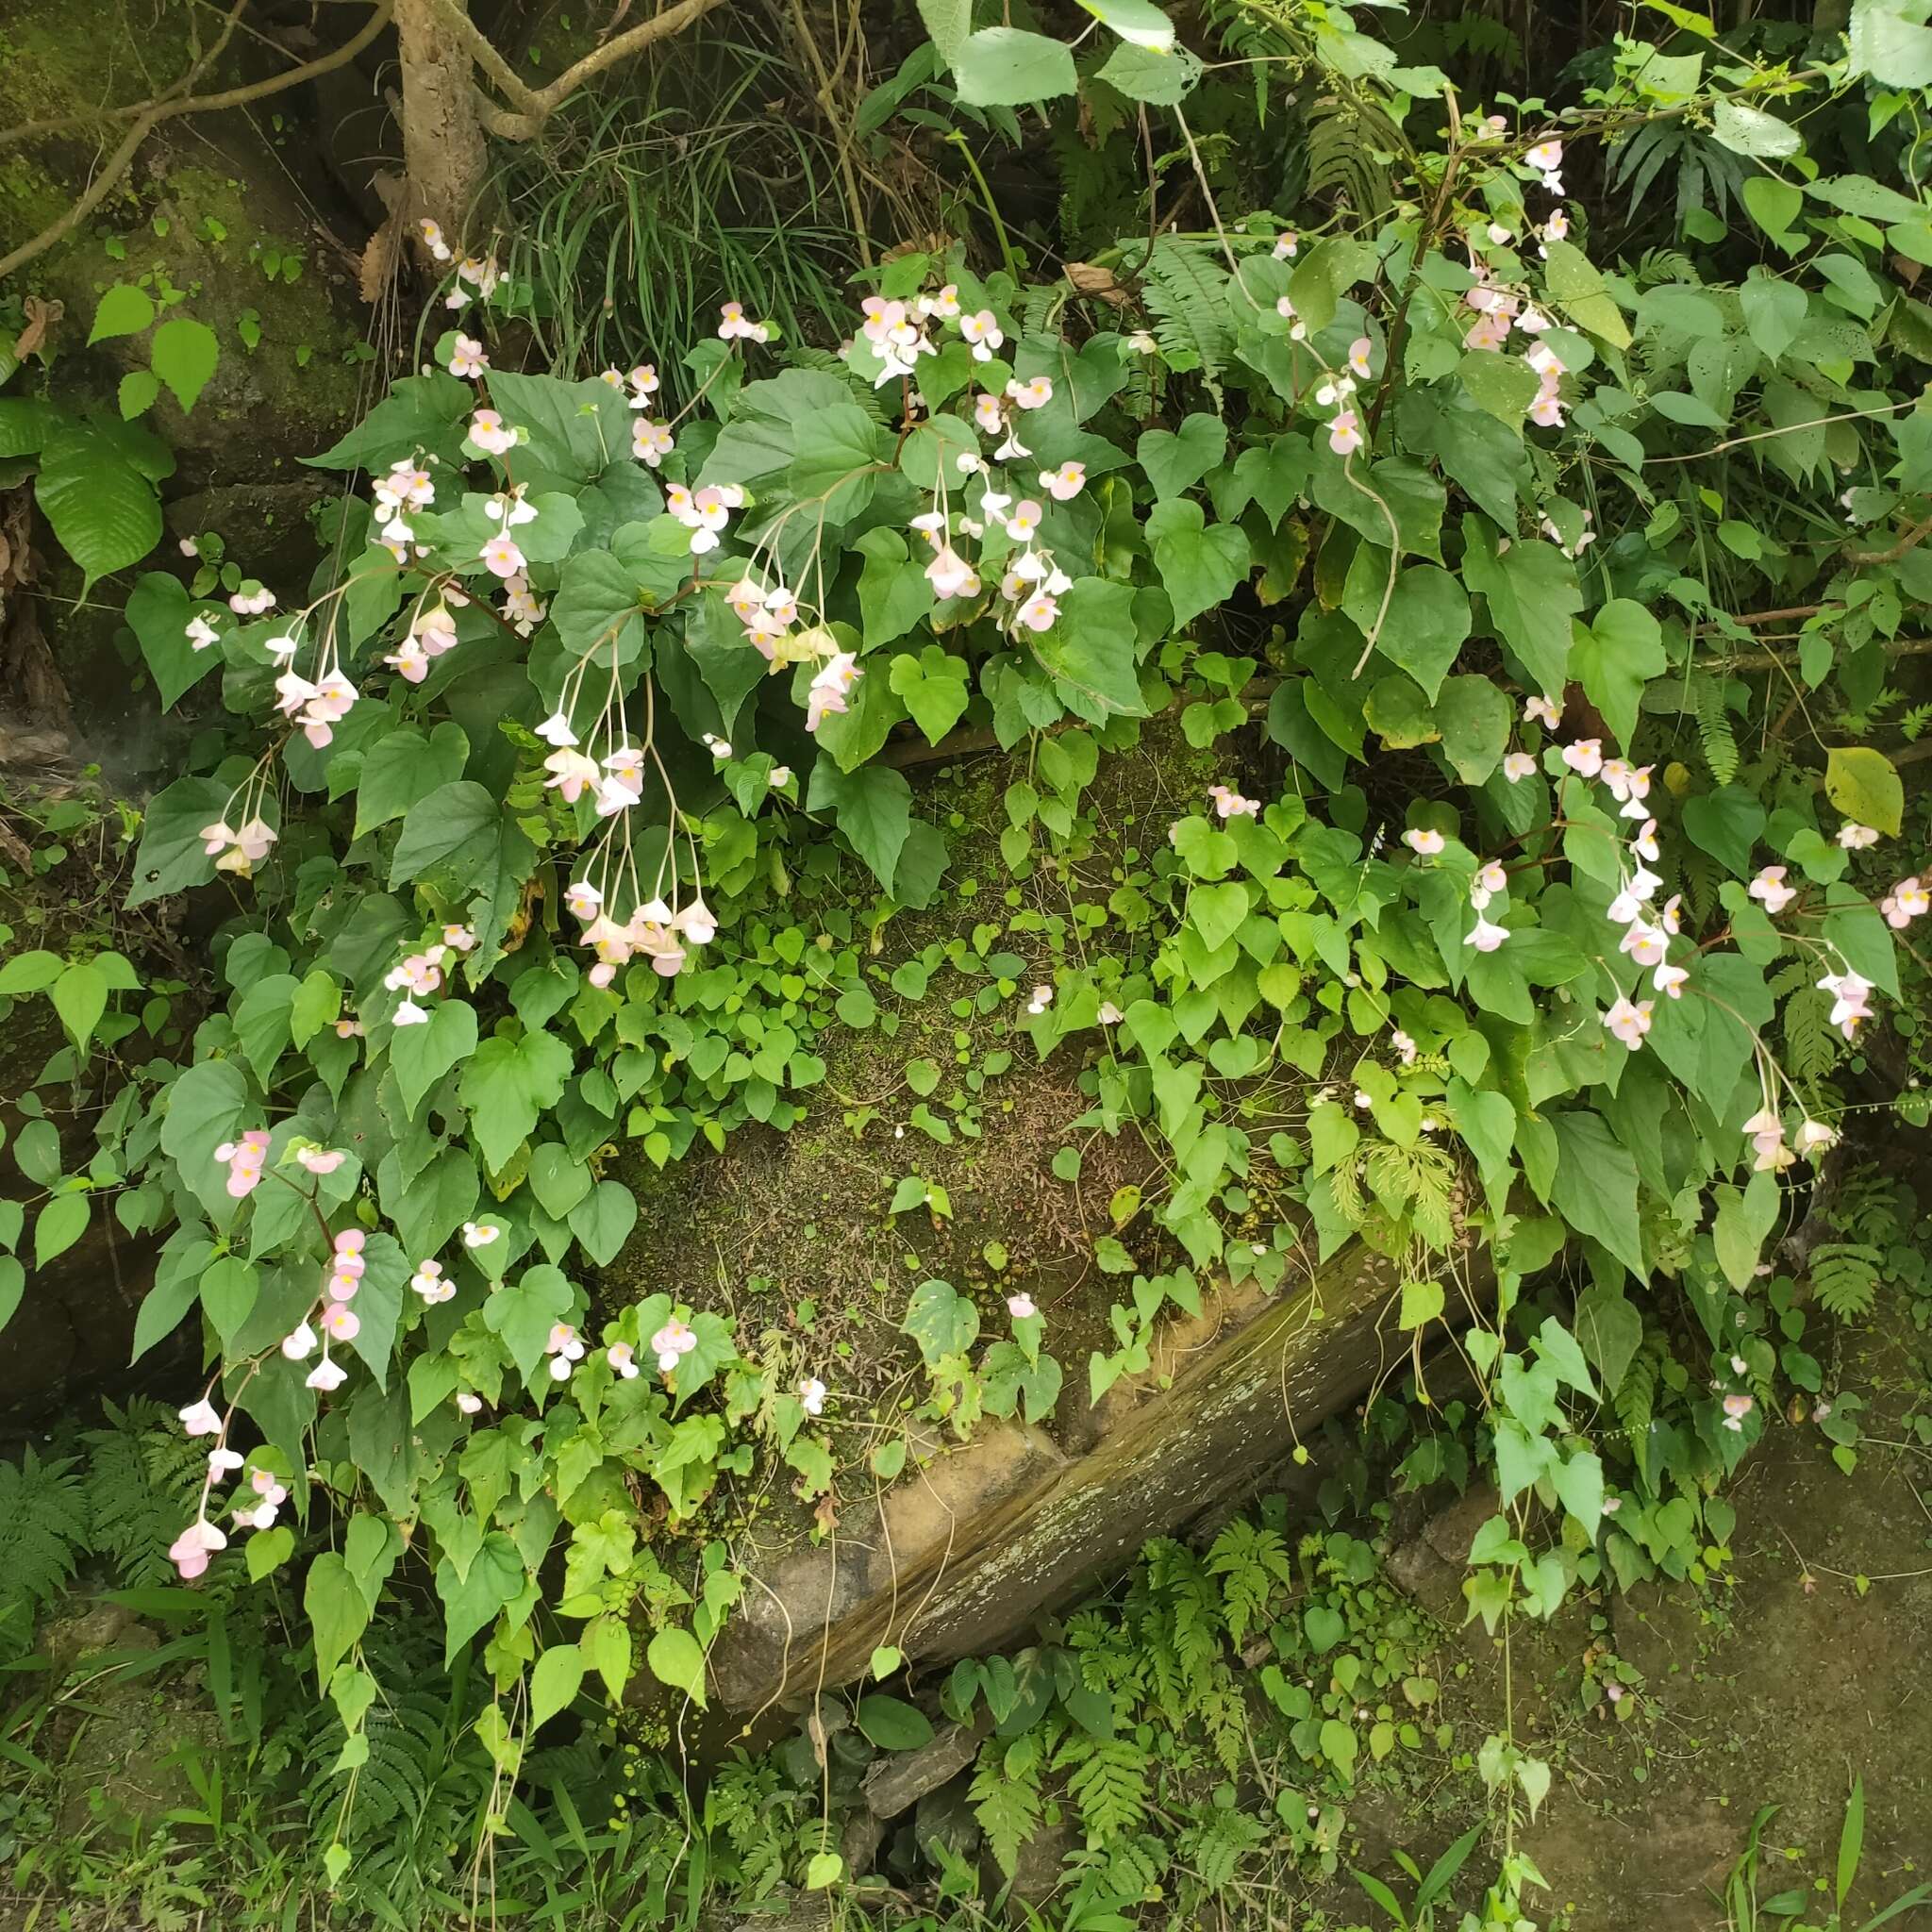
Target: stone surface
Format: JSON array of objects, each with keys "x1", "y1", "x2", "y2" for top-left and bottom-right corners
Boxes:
[{"x1": 861, "y1": 1716, "x2": 989, "y2": 1820}]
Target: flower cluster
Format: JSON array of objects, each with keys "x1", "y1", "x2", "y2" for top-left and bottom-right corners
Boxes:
[
  {"x1": 200, "y1": 815, "x2": 276, "y2": 876},
  {"x1": 215, "y1": 1129, "x2": 271, "y2": 1198},
  {"x1": 852, "y1": 287, "x2": 1000, "y2": 387},
  {"x1": 382, "y1": 600, "x2": 460, "y2": 684},
  {"x1": 567, "y1": 882, "x2": 715, "y2": 985},
  {"x1": 664, "y1": 481, "x2": 745, "y2": 556},
  {"x1": 383, "y1": 928, "x2": 466, "y2": 1025}
]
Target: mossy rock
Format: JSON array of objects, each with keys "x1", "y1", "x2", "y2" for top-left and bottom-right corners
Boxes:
[{"x1": 3, "y1": 0, "x2": 370, "y2": 482}]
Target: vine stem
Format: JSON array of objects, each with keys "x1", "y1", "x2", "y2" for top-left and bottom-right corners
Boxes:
[{"x1": 944, "y1": 132, "x2": 1020, "y2": 284}]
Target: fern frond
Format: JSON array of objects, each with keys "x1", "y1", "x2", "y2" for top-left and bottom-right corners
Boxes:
[
  {"x1": 1810, "y1": 1243, "x2": 1883, "y2": 1320},
  {"x1": 0, "y1": 1450, "x2": 88, "y2": 1656},
  {"x1": 1693, "y1": 674, "x2": 1740, "y2": 784},
  {"x1": 971, "y1": 1734, "x2": 1044, "y2": 1876},
  {"x1": 1206, "y1": 1518, "x2": 1293, "y2": 1644},
  {"x1": 81, "y1": 1399, "x2": 207, "y2": 1588},
  {"x1": 1140, "y1": 240, "x2": 1233, "y2": 398},
  {"x1": 1303, "y1": 96, "x2": 1399, "y2": 223},
  {"x1": 1612, "y1": 1337, "x2": 1664, "y2": 1490},
  {"x1": 1057, "y1": 1734, "x2": 1150, "y2": 1846}
]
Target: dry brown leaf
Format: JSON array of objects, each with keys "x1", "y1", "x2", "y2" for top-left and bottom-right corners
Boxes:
[
  {"x1": 14, "y1": 294, "x2": 63, "y2": 361},
  {"x1": 1065, "y1": 261, "x2": 1131, "y2": 309},
  {"x1": 358, "y1": 214, "x2": 401, "y2": 305}
]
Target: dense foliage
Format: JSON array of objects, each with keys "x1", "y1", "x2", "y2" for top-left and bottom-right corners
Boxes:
[{"x1": 7, "y1": 0, "x2": 1932, "y2": 1921}]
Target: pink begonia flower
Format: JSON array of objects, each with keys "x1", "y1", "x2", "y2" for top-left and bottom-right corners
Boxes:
[
  {"x1": 448, "y1": 334, "x2": 487, "y2": 378},
  {"x1": 1794, "y1": 1119, "x2": 1838, "y2": 1156},
  {"x1": 1605, "y1": 996, "x2": 1653, "y2": 1049},
  {"x1": 565, "y1": 881, "x2": 604, "y2": 922},
  {"x1": 187, "y1": 614, "x2": 221, "y2": 652},
  {"x1": 1466, "y1": 915, "x2": 1509, "y2": 953},
  {"x1": 322, "y1": 1302, "x2": 359, "y2": 1342},
  {"x1": 1837, "y1": 822, "x2": 1879, "y2": 850},
  {"x1": 411, "y1": 1259, "x2": 454, "y2": 1304},
  {"x1": 633, "y1": 420, "x2": 674, "y2": 467},
  {"x1": 1524, "y1": 139, "x2": 1564, "y2": 173},
  {"x1": 544, "y1": 750, "x2": 599, "y2": 803},
  {"x1": 469, "y1": 408, "x2": 517, "y2": 456},
  {"x1": 1474, "y1": 861, "x2": 1507, "y2": 896},
  {"x1": 418, "y1": 218, "x2": 452, "y2": 261},
  {"x1": 960, "y1": 310, "x2": 1005, "y2": 360},
  {"x1": 608, "y1": 1341, "x2": 640, "y2": 1379},
  {"x1": 179, "y1": 1398, "x2": 223, "y2": 1438},
  {"x1": 1327, "y1": 410, "x2": 1363, "y2": 456},
  {"x1": 1041, "y1": 461, "x2": 1086, "y2": 501},
  {"x1": 1007, "y1": 1293, "x2": 1037, "y2": 1321},
  {"x1": 462, "y1": 1221, "x2": 500, "y2": 1248},
  {"x1": 297, "y1": 1146, "x2": 345, "y2": 1174},
  {"x1": 717, "y1": 300, "x2": 768, "y2": 342},
  {"x1": 1561, "y1": 738, "x2": 1603, "y2": 777},
  {"x1": 1747, "y1": 866, "x2": 1797, "y2": 915},
  {"x1": 1403, "y1": 827, "x2": 1445, "y2": 857},
  {"x1": 1619, "y1": 922, "x2": 1668, "y2": 969},
  {"x1": 168, "y1": 1517, "x2": 226, "y2": 1580},
  {"x1": 1818, "y1": 967, "x2": 1874, "y2": 1040},
  {"x1": 281, "y1": 1321, "x2": 317, "y2": 1360},
  {"x1": 1502, "y1": 752, "x2": 1537, "y2": 782},
  {"x1": 651, "y1": 1317, "x2": 698, "y2": 1374},
  {"x1": 307, "y1": 1354, "x2": 347, "y2": 1392},
  {"x1": 545, "y1": 1322, "x2": 586, "y2": 1380},
  {"x1": 456, "y1": 1390, "x2": 483, "y2": 1413},
  {"x1": 1391, "y1": 1028, "x2": 1418, "y2": 1066},
  {"x1": 1348, "y1": 337, "x2": 1374, "y2": 378},
  {"x1": 480, "y1": 533, "x2": 525, "y2": 577},
  {"x1": 215, "y1": 1130, "x2": 272, "y2": 1198},
  {"x1": 806, "y1": 653, "x2": 862, "y2": 734},
  {"x1": 1721, "y1": 1391, "x2": 1754, "y2": 1432},
  {"x1": 1653, "y1": 962, "x2": 1690, "y2": 999},
  {"x1": 208, "y1": 1447, "x2": 245, "y2": 1476},
  {"x1": 1025, "y1": 984, "x2": 1055, "y2": 1016},
  {"x1": 1273, "y1": 230, "x2": 1298, "y2": 259},
  {"x1": 1007, "y1": 375, "x2": 1054, "y2": 410},
  {"x1": 393, "y1": 998, "x2": 431, "y2": 1026},
  {"x1": 798, "y1": 1376, "x2": 826, "y2": 1415},
  {"x1": 1014, "y1": 591, "x2": 1058, "y2": 632},
  {"x1": 1882, "y1": 876, "x2": 1928, "y2": 927},
  {"x1": 536, "y1": 709, "x2": 578, "y2": 748},
  {"x1": 1208, "y1": 785, "x2": 1259, "y2": 819}
]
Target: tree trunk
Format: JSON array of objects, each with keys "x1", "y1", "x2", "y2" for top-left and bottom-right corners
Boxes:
[{"x1": 394, "y1": 0, "x2": 491, "y2": 250}]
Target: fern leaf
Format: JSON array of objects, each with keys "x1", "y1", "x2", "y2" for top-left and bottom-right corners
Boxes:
[
  {"x1": 1057, "y1": 1734, "x2": 1150, "y2": 1846},
  {"x1": 0, "y1": 1449, "x2": 88, "y2": 1656},
  {"x1": 971, "y1": 1735, "x2": 1044, "y2": 1876},
  {"x1": 1810, "y1": 1243, "x2": 1882, "y2": 1321},
  {"x1": 1140, "y1": 240, "x2": 1233, "y2": 397}
]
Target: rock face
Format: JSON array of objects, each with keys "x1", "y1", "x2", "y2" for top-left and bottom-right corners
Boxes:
[{"x1": 707, "y1": 1247, "x2": 1405, "y2": 1716}]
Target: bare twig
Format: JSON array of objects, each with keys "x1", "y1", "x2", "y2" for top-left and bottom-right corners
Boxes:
[
  {"x1": 430, "y1": 0, "x2": 730, "y2": 139},
  {"x1": 0, "y1": 1, "x2": 395, "y2": 280}
]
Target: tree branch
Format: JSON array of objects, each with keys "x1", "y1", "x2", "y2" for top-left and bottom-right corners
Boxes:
[
  {"x1": 432, "y1": 0, "x2": 730, "y2": 141},
  {"x1": 0, "y1": 1, "x2": 395, "y2": 280}
]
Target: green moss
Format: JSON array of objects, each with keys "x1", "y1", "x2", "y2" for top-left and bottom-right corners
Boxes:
[{"x1": 597, "y1": 717, "x2": 1230, "y2": 1432}]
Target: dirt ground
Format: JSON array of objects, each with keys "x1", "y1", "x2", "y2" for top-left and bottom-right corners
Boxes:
[{"x1": 1335, "y1": 1295, "x2": 1932, "y2": 1932}]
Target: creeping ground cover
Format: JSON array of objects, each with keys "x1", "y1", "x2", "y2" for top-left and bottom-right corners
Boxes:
[{"x1": 6, "y1": 0, "x2": 1932, "y2": 1920}]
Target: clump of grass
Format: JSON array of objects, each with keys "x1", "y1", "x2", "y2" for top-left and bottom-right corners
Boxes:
[{"x1": 490, "y1": 25, "x2": 866, "y2": 375}]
